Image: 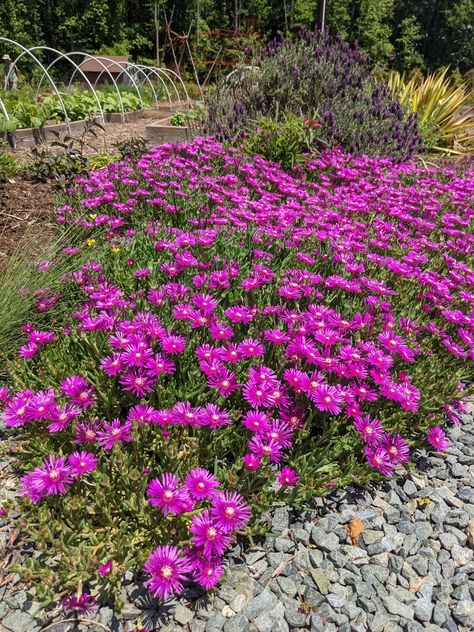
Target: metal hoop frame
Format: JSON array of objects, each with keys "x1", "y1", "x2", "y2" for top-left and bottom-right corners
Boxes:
[
  {"x1": 24, "y1": 46, "x2": 106, "y2": 125},
  {"x1": 0, "y1": 40, "x2": 191, "y2": 129},
  {"x1": 0, "y1": 37, "x2": 71, "y2": 130},
  {"x1": 65, "y1": 53, "x2": 126, "y2": 121}
]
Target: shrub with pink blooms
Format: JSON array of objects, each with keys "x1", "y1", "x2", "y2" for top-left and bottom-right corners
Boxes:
[{"x1": 1, "y1": 137, "x2": 472, "y2": 609}]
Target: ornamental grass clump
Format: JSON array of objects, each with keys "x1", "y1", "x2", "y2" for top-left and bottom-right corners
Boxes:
[
  {"x1": 205, "y1": 30, "x2": 424, "y2": 159},
  {"x1": 1, "y1": 138, "x2": 473, "y2": 610}
]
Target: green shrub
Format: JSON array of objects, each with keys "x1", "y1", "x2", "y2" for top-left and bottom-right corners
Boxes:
[
  {"x1": 243, "y1": 112, "x2": 324, "y2": 169},
  {"x1": 205, "y1": 30, "x2": 423, "y2": 159},
  {"x1": 0, "y1": 148, "x2": 19, "y2": 182}
]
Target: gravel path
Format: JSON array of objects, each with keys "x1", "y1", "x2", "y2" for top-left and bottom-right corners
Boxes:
[{"x1": 1, "y1": 415, "x2": 473, "y2": 632}]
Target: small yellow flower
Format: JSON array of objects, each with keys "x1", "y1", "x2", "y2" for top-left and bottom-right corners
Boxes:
[
  {"x1": 112, "y1": 247, "x2": 120, "y2": 254},
  {"x1": 86, "y1": 239, "x2": 96, "y2": 247},
  {"x1": 89, "y1": 214, "x2": 97, "y2": 220}
]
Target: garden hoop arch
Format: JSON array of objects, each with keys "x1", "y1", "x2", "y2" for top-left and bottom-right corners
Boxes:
[
  {"x1": 90, "y1": 58, "x2": 145, "y2": 109},
  {"x1": 112, "y1": 62, "x2": 167, "y2": 110},
  {"x1": 0, "y1": 37, "x2": 70, "y2": 130},
  {"x1": 124, "y1": 64, "x2": 174, "y2": 109},
  {"x1": 156, "y1": 67, "x2": 192, "y2": 108},
  {"x1": 65, "y1": 53, "x2": 126, "y2": 121},
  {"x1": 21, "y1": 47, "x2": 106, "y2": 126}
]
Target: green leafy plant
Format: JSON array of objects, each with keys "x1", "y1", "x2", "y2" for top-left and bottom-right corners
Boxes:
[
  {"x1": 29, "y1": 119, "x2": 104, "y2": 186},
  {"x1": 114, "y1": 136, "x2": 149, "y2": 161},
  {"x1": 243, "y1": 112, "x2": 324, "y2": 170},
  {"x1": 0, "y1": 143, "x2": 19, "y2": 182},
  {"x1": 170, "y1": 112, "x2": 187, "y2": 127}
]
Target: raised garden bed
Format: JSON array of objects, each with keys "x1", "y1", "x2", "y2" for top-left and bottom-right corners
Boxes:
[{"x1": 146, "y1": 115, "x2": 191, "y2": 144}]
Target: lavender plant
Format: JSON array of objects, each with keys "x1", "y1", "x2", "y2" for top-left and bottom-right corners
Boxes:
[
  {"x1": 1, "y1": 138, "x2": 472, "y2": 613},
  {"x1": 205, "y1": 30, "x2": 424, "y2": 160}
]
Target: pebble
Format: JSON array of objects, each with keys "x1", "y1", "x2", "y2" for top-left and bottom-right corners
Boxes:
[{"x1": 1, "y1": 413, "x2": 473, "y2": 632}]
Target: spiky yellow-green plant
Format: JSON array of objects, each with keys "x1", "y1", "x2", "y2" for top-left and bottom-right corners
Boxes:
[{"x1": 387, "y1": 68, "x2": 474, "y2": 153}]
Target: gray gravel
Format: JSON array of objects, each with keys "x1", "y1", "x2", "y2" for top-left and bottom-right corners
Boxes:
[{"x1": 1, "y1": 415, "x2": 473, "y2": 632}]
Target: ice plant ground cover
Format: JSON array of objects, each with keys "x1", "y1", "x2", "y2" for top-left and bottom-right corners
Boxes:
[{"x1": 1, "y1": 137, "x2": 473, "y2": 611}]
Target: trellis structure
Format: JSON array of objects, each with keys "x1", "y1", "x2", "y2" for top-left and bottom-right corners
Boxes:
[{"x1": 0, "y1": 38, "x2": 191, "y2": 127}]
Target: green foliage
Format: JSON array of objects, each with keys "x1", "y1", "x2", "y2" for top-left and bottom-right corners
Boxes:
[
  {"x1": 113, "y1": 136, "x2": 149, "y2": 160},
  {"x1": 29, "y1": 120, "x2": 104, "y2": 186},
  {"x1": 1, "y1": 0, "x2": 474, "y2": 75},
  {"x1": 387, "y1": 67, "x2": 474, "y2": 153},
  {"x1": 88, "y1": 153, "x2": 119, "y2": 170},
  {"x1": 170, "y1": 112, "x2": 187, "y2": 127},
  {"x1": 394, "y1": 16, "x2": 424, "y2": 72},
  {"x1": 243, "y1": 112, "x2": 323, "y2": 170},
  {"x1": 0, "y1": 144, "x2": 19, "y2": 181},
  {"x1": 0, "y1": 230, "x2": 87, "y2": 374},
  {"x1": 0, "y1": 89, "x2": 148, "y2": 132},
  {"x1": 356, "y1": 0, "x2": 395, "y2": 63}
]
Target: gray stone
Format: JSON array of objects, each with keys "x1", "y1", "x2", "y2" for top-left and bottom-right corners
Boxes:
[
  {"x1": 174, "y1": 604, "x2": 195, "y2": 625},
  {"x1": 413, "y1": 598, "x2": 433, "y2": 622},
  {"x1": 293, "y1": 528, "x2": 310, "y2": 544},
  {"x1": 380, "y1": 533, "x2": 405, "y2": 552},
  {"x1": 403, "y1": 480, "x2": 417, "y2": 496},
  {"x1": 361, "y1": 530, "x2": 383, "y2": 546},
  {"x1": 267, "y1": 552, "x2": 284, "y2": 568},
  {"x1": 370, "y1": 611, "x2": 391, "y2": 632},
  {"x1": 414, "y1": 523, "x2": 432, "y2": 541},
  {"x1": 243, "y1": 589, "x2": 278, "y2": 620},
  {"x1": 277, "y1": 577, "x2": 297, "y2": 598},
  {"x1": 432, "y1": 601, "x2": 450, "y2": 627},
  {"x1": 444, "y1": 510, "x2": 469, "y2": 528},
  {"x1": 272, "y1": 508, "x2": 290, "y2": 532},
  {"x1": 327, "y1": 593, "x2": 346, "y2": 609},
  {"x1": 308, "y1": 549, "x2": 324, "y2": 567},
  {"x1": 452, "y1": 600, "x2": 474, "y2": 626},
  {"x1": 229, "y1": 593, "x2": 249, "y2": 614},
  {"x1": 439, "y1": 532, "x2": 458, "y2": 550},
  {"x1": 360, "y1": 565, "x2": 389, "y2": 584},
  {"x1": 229, "y1": 573, "x2": 258, "y2": 600},
  {"x1": 205, "y1": 613, "x2": 227, "y2": 631},
  {"x1": 275, "y1": 538, "x2": 295, "y2": 553},
  {"x1": 122, "y1": 604, "x2": 142, "y2": 620},
  {"x1": 2, "y1": 611, "x2": 41, "y2": 632},
  {"x1": 381, "y1": 596, "x2": 414, "y2": 620},
  {"x1": 301, "y1": 586, "x2": 325, "y2": 608},
  {"x1": 255, "y1": 612, "x2": 289, "y2": 632},
  {"x1": 356, "y1": 596, "x2": 376, "y2": 613},
  {"x1": 245, "y1": 550, "x2": 266, "y2": 565},
  {"x1": 309, "y1": 569, "x2": 329, "y2": 595},
  {"x1": 451, "y1": 544, "x2": 473, "y2": 566},
  {"x1": 318, "y1": 532, "x2": 340, "y2": 552},
  {"x1": 224, "y1": 614, "x2": 251, "y2": 632},
  {"x1": 310, "y1": 614, "x2": 326, "y2": 631},
  {"x1": 407, "y1": 555, "x2": 428, "y2": 576},
  {"x1": 284, "y1": 606, "x2": 307, "y2": 627}
]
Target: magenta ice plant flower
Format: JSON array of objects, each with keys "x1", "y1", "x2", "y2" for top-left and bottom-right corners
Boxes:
[
  {"x1": 426, "y1": 426, "x2": 450, "y2": 452},
  {"x1": 143, "y1": 545, "x2": 191, "y2": 600},
  {"x1": 147, "y1": 473, "x2": 193, "y2": 515},
  {"x1": 210, "y1": 491, "x2": 251, "y2": 533},
  {"x1": 185, "y1": 468, "x2": 220, "y2": 501},
  {"x1": 97, "y1": 419, "x2": 133, "y2": 450}
]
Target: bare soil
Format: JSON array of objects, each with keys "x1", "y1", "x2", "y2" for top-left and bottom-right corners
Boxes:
[{"x1": 0, "y1": 117, "x2": 151, "y2": 264}]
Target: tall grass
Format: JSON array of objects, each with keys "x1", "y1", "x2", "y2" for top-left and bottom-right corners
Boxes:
[{"x1": 0, "y1": 226, "x2": 85, "y2": 374}]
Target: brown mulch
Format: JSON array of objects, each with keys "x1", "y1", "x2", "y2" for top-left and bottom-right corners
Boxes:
[
  {"x1": 0, "y1": 117, "x2": 152, "y2": 265},
  {"x1": 0, "y1": 179, "x2": 57, "y2": 265}
]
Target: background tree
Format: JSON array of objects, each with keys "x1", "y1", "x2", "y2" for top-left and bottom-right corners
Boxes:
[{"x1": 0, "y1": 0, "x2": 473, "y2": 76}]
